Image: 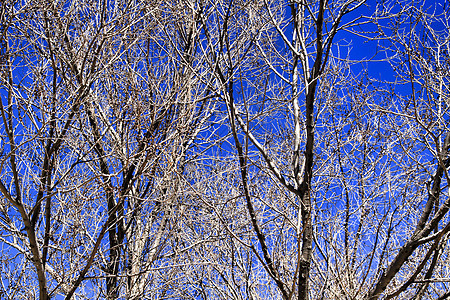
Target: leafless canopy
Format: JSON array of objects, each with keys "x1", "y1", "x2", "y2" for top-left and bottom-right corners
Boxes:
[{"x1": 1, "y1": 0, "x2": 450, "y2": 299}]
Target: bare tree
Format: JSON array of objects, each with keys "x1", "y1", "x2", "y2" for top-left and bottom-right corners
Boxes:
[
  {"x1": 200, "y1": 0, "x2": 367, "y2": 299},
  {"x1": 199, "y1": 0, "x2": 450, "y2": 299},
  {"x1": 0, "y1": 0, "x2": 214, "y2": 298}
]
